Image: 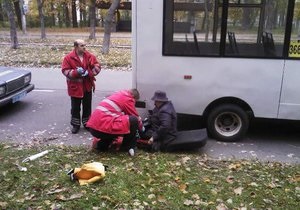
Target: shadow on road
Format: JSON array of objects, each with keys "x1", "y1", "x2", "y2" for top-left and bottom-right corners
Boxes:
[
  {"x1": 0, "y1": 101, "x2": 31, "y2": 120},
  {"x1": 247, "y1": 118, "x2": 300, "y2": 142}
]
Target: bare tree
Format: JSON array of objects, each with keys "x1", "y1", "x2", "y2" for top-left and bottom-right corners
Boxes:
[
  {"x1": 72, "y1": 0, "x2": 78, "y2": 27},
  {"x1": 79, "y1": 0, "x2": 87, "y2": 26},
  {"x1": 89, "y1": 0, "x2": 96, "y2": 39},
  {"x1": 13, "y1": 0, "x2": 22, "y2": 29},
  {"x1": 37, "y1": 0, "x2": 46, "y2": 39},
  {"x1": 3, "y1": 0, "x2": 18, "y2": 49},
  {"x1": 102, "y1": 0, "x2": 120, "y2": 54}
]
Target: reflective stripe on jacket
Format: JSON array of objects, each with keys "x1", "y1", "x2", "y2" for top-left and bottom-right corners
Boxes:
[
  {"x1": 61, "y1": 49, "x2": 101, "y2": 98},
  {"x1": 87, "y1": 90, "x2": 142, "y2": 134}
]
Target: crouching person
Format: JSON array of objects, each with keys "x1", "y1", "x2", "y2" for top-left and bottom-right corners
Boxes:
[
  {"x1": 140, "y1": 90, "x2": 177, "y2": 152},
  {"x1": 86, "y1": 89, "x2": 143, "y2": 156}
]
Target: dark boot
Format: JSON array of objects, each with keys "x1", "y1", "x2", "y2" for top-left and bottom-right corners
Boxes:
[{"x1": 71, "y1": 126, "x2": 80, "y2": 134}]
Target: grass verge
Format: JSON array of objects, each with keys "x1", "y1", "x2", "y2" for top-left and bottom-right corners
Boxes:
[
  {"x1": 0, "y1": 143, "x2": 299, "y2": 209},
  {"x1": 0, "y1": 29, "x2": 131, "y2": 69}
]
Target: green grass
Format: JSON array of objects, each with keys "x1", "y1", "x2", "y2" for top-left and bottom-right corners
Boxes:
[{"x1": 0, "y1": 143, "x2": 299, "y2": 209}]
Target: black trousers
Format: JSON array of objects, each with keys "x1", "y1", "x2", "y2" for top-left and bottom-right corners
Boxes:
[
  {"x1": 89, "y1": 116, "x2": 139, "y2": 151},
  {"x1": 70, "y1": 91, "x2": 92, "y2": 127}
]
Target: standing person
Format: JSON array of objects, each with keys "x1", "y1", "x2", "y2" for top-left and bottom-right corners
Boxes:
[
  {"x1": 62, "y1": 39, "x2": 101, "y2": 134},
  {"x1": 140, "y1": 90, "x2": 177, "y2": 152},
  {"x1": 86, "y1": 89, "x2": 143, "y2": 156}
]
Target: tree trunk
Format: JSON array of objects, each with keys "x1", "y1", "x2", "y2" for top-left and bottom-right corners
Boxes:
[
  {"x1": 102, "y1": 0, "x2": 120, "y2": 54},
  {"x1": 3, "y1": 0, "x2": 18, "y2": 49},
  {"x1": 72, "y1": 0, "x2": 78, "y2": 28},
  {"x1": 58, "y1": 10, "x2": 63, "y2": 27},
  {"x1": 19, "y1": 0, "x2": 26, "y2": 34},
  {"x1": 37, "y1": 0, "x2": 46, "y2": 39},
  {"x1": 51, "y1": 2, "x2": 55, "y2": 27},
  {"x1": 89, "y1": 0, "x2": 96, "y2": 39},
  {"x1": 13, "y1": 0, "x2": 22, "y2": 30},
  {"x1": 64, "y1": 3, "x2": 71, "y2": 27},
  {"x1": 81, "y1": 0, "x2": 87, "y2": 27},
  {"x1": 0, "y1": 3, "x2": 4, "y2": 22}
]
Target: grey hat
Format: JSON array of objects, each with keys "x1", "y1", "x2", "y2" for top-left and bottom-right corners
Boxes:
[{"x1": 151, "y1": 90, "x2": 168, "y2": 102}]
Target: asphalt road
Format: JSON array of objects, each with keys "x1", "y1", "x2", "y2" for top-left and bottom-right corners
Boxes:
[{"x1": 0, "y1": 67, "x2": 299, "y2": 164}]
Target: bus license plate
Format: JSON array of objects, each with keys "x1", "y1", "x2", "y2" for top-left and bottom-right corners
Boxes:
[{"x1": 12, "y1": 91, "x2": 27, "y2": 103}]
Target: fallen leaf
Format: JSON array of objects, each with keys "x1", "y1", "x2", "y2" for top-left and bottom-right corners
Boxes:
[
  {"x1": 69, "y1": 193, "x2": 83, "y2": 200},
  {"x1": 157, "y1": 195, "x2": 166, "y2": 203},
  {"x1": 179, "y1": 183, "x2": 188, "y2": 193},
  {"x1": 44, "y1": 200, "x2": 51, "y2": 205},
  {"x1": 148, "y1": 194, "x2": 156, "y2": 199},
  {"x1": 174, "y1": 176, "x2": 180, "y2": 183},
  {"x1": 0, "y1": 202, "x2": 8, "y2": 208},
  {"x1": 226, "y1": 176, "x2": 234, "y2": 184},
  {"x1": 234, "y1": 187, "x2": 243, "y2": 195},
  {"x1": 183, "y1": 199, "x2": 193, "y2": 206},
  {"x1": 216, "y1": 203, "x2": 228, "y2": 210},
  {"x1": 181, "y1": 156, "x2": 191, "y2": 164},
  {"x1": 228, "y1": 163, "x2": 241, "y2": 170},
  {"x1": 56, "y1": 194, "x2": 67, "y2": 201},
  {"x1": 46, "y1": 188, "x2": 66, "y2": 195},
  {"x1": 263, "y1": 198, "x2": 273, "y2": 204},
  {"x1": 292, "y1": 174, "x2": 300, "y2": 182},
  {"x1": 192, "y1": 194, "x2": 200, "y2": 200},
  {"x1": 249, "y1": 182, "x2": 258, "y2": 187},
  {"x1": 204, "y1": 178, "x2": 211, "y2": 183}
]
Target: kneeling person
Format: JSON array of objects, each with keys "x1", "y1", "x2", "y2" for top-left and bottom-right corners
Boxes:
[
  {"x1": 140, "y1": 90, "x2": 177, "y2": 151},
  {"x1": 86, "y1": 89, "x2": 143, "y2": 156}
]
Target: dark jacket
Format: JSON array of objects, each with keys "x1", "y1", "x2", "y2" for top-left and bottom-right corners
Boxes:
[{"x1": 149, "y1": 101, "x2": 177, "y2": 150}]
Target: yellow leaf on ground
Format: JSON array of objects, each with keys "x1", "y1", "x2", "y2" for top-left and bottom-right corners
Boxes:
[
  {"x1": 157, "y1": 195, "x2": 166, "y2": 203},
  {"x1": 228, "y1": 163, "x2": 241, "y2": 170}
]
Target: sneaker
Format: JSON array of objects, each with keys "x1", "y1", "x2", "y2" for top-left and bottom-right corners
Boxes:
[
  {"x1": 71, "y1": 126, "x2": 80, "y2": 134},
  {"x1": 128, "y1": 148, "x2": 135, "y2": 157}
]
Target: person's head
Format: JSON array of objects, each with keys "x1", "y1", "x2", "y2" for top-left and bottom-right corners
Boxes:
[
  {"x1": 74, "y1": 39, "x2": 86, "y2": 55},
  {"x1": 130, "y1": 89, "x2": 140, "y2": 101},
  {"x1": 151, "y1": 90, "x2": 168, "y2": 107}
]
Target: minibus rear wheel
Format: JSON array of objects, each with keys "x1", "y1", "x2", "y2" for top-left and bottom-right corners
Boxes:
[{"x1": 207, "y1": 104, "x2": 249, "y2": 142}]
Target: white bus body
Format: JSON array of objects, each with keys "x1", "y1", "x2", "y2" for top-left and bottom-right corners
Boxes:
[{"x1": 132, "y1": 0, "x2": 300, "y2": 141}]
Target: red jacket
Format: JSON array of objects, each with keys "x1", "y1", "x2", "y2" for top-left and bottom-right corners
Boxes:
[
  {"x1": 87, "y1": 90, "x2": 142, "y2": 135},
  {"x1": 61, "y1": 50, "x2": 101, "y2": 98}
]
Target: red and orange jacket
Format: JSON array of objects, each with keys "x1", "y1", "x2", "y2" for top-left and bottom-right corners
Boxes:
[
  {"x1": 61, "y1": 50, "x2": 101, "y2": 98},
  {"x1": 87, "y1": 90, "x2": 142, "y2": 135}
]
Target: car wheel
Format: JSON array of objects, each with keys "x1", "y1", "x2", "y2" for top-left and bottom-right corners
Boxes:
[{"x1": 207, "y1": 104, "x2": 249, "y2": 142}]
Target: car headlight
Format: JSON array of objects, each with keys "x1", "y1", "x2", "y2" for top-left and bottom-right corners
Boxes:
[
  {"x1": 0, "y1": 86, "x2": 6, "y2": 97},
  {"x1": 24, "y1": 74, "x2": 31, "y2": 84}
]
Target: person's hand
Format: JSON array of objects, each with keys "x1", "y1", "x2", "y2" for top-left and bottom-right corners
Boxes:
[
  {"x1": 148, "y1": 137, "x2": 154, "y2": 145},
  {"x1": 76, "y1": 67, "x2": 85, "y2": 75},
  {"x1": 82, "y1": 70, "x2": 88, "y2": 77}
]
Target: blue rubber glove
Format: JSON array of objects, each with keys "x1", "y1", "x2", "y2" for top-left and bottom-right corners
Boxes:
[
  {"x1": 82, "y1": 70, "x2": 88, "y2": 77},
  {"x1": 76, "y1": 67, "x2": 85, "y2": 75}
]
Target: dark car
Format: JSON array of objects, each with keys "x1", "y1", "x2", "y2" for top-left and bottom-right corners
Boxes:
[{"x1": 0, "y1": 67, "x2": 35, "y2": 107}]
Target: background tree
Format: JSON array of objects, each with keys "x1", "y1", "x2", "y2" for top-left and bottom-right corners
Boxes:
[
  {"x1": 64, "y1": 1, "x2": 71, "y2": 27},
  {"x1": 71, "y1": 0, "x2": 78, "y2": 27},
  {"x1": 36, "y1": 0, "x2": 45, "y2": 38},
  {"x1": 89, "y1": 0, "x2": 96, "y2": 39},
  {"x1": 79, "y1": 0, "x2": 88, "y2": 27},
  {"x1": 102, "y1": 0, "x2": 120, "y2": 54},
  {"x1": 3, "y1": 0, "x2": 18, "y2": 49},
  {"x1": 13, "y1": 0, "x2": 22, "y2": 29}
]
